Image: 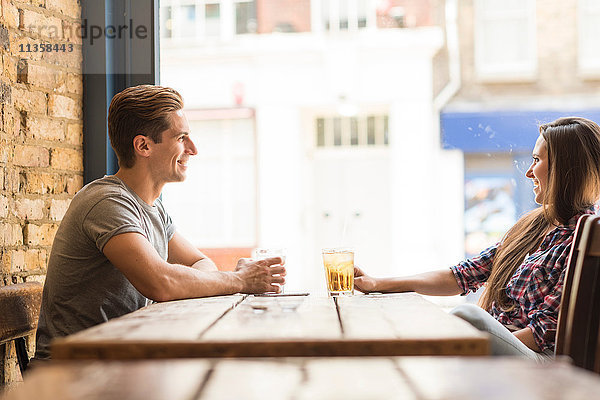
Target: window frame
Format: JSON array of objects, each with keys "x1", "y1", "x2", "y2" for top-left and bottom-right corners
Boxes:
[
  {"x1": 160, "y1": 0, "x2": 257, "y2": 42},
  {"x1": 473, "y1": 0, "x2": 537, "y2": 82},
  {"x1": 311, "y1": 0, "x2": 376, "y2": 34},
  {"x1": 578, "y1": 0, "x2": 600, "y2": 77},
  {"x1": 315, "y1": 114, "x2": 389, "y2": 148},
  {"x1": 82, "y1": 0, "x2": 159, "y2": 183}
]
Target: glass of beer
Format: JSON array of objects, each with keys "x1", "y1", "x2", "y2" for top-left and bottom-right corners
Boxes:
[{"x1": 322, "y1": 248, "x2": 354, "y2": 296}]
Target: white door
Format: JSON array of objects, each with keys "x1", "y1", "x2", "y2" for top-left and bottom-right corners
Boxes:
[{"x1": 313, "y1": 150, "x2": 392, "y2": 280}]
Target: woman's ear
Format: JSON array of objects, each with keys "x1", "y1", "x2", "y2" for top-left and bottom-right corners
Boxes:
[{"x1": 132, "y1": 135, "x2": 152, "y2": 159}]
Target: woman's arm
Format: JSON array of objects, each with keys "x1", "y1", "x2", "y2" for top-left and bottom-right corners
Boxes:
[
  {"x1": 513, "y1": 327, "x2": 542, "y2": 352},
  {"x1": 355, "y1": 267, "x2": 463, "y2": 296}
]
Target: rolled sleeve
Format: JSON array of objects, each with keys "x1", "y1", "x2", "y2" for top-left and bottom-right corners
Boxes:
[
  {"x1": 450, "y1": 244, "x2": 498, "y2": 295},
  {"x1": 83, "y1": 198, "x2": 147, "y2": 251},
  {"x1": 528, "y1": 309, "x2": 559, "y2": 351},
  {"x1": 450, "y1": 265, "x2": 471, "y2": 295}
]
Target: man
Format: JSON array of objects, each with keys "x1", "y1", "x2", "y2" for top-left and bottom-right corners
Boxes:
[{"x1": 34, "y1": 85, "x2": 284, "y2": 360}]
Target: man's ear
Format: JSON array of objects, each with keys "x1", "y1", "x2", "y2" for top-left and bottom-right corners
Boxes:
[{"x1": 132, "y1": 135, "x2": 152, "y2": 159}]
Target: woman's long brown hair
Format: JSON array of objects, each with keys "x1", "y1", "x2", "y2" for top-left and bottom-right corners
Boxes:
[{"x1": 479, "y1": 117, "x2": 600, "y2": 311}]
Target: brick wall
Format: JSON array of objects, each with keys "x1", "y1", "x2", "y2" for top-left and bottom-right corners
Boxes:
[{"x1": 0, "y1": 0, "x2": 82, "y2": 386}]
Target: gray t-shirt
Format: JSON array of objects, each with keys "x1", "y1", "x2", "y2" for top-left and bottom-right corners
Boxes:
[{"x1": 35, "y1": 175, "x2": 175, "y2": 359}]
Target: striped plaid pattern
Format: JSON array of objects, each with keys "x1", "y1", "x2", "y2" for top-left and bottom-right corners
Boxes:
[{"x1": 450, "y1": 209, "x2": 596, "y2": 351}]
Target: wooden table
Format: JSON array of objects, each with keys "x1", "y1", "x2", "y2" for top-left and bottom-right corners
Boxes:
[
  {"x1": 51, "y1": 293, "x2": 489, "y2": 359},
  {"x1": 4, "y1": 357, "x2": 600, "y2": 399}
]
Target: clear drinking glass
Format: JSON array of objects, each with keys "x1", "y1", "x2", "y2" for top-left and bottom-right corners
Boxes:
[
  {"x1": 252, "y1": 248, "x2": 286, "y2": 292},
  {"x1": 322, "y1": 248, "x2": 354, "y2": 296}
]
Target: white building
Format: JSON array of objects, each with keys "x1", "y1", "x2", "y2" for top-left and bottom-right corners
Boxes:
[{"x1": 159, "y1": 0, "x2": 464, "y2": 294}]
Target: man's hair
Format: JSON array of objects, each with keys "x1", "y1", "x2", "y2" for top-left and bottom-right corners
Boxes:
[{"x1": 108, "y1": 85, "x2": 184, "y2": 168}]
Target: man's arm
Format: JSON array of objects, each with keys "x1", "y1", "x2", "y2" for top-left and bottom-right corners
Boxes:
[
  {"x1": 103, "y1": 232, "x2": 285, "y2": 302},
  {"x1": 167, "y1": 231, "x2": 217, "y2": 271}
]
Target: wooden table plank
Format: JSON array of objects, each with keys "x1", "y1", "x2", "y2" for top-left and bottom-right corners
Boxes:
[
  {"x1": 201, "y1": 359, "x2": 303, "y2": 399},
  {"x1": 296, "y1": 358, "x2": 417, "y2": 400},
  {"x1": 5, "y1": 358, "x2": 600, "y2": 400},
  {"x1": 1, "y1": 360, "x2": 211, "y2": 400},
  {"x1": 51, "y1": 295, "x2": 244, "y2": 359},
  {"x1": 51, "y1": 294, "x2": 489, "y2": 359},
  {"x1": 202, "y1": 296, "x2": 340, "y2": 340},
  {"x1": 337, "y1": 293, "x2": 489, "y2": 355},
  {"x1": 397, "y1": 357, "x2": 600, "y2": 399},
  {"x1": 63, "y1": 295, "x2": 244, "y2": 341}
]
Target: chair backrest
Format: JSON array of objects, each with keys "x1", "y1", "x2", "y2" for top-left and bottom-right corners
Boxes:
[
  {"x1": 0, "y1": 282, "x2": 43, "y2": 376},
  {"x1": 556, "y1": 215, "x2": 600, "y2": 371},
  {"x1": 555, "y1": 214, "x2": 592, "y2": 355},
  {"x1": 596, "y1": 304, "x2": 600, "y2": 373}
]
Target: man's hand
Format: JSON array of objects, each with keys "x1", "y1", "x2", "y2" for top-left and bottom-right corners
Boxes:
[
  {"x1": 354, "y1": 265, "x2": 379, "y2": 293},
  {"x1": 235, "y1": 257, "x2": 286, "y2": 294},
  {"x1": 235, "y1": 257, "x2": 251, "y2": 271}
]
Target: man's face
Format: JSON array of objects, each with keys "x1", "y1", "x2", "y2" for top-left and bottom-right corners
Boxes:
[{"x1": 150, "y1": 110, "x2": 197, "y2": 183}]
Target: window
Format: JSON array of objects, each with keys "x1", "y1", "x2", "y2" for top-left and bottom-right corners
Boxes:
[
  {"x1": 315, "y1": 0, "x2": 373, "y2": 33},
  {"x1": 474, "y1": 0, "x2": 537, "y2": 81},
  {"x1": 578, "y1": 0, "x2": 600, "y2": 76},
  {"x1": 161, "y1": 114, "x2": 257, "y2": 247},
  {"x1": 235, "y1": 0, "x2": 257, "y2": 34},
  {"x1": 315, "y1": 114, "x2": 388, "y2": 147},
  {"x1": 160, "y1": 0, "x2": 200, "y2": 39},
  {"x1": 160, "y1": 0, "x2": 256, "y2": 40},
  {"x1": 205, "y1": 2, "x2": 221, "y2": 37},
  {"x1": 464, "y1": 175, "x2": 516, "y2": 257},
  {"x1": 160, "y1": 5, "x2": 174, "y2": 38},
  {"x1": 180, "y1": 3, "x2": 198, "y2": 37}
]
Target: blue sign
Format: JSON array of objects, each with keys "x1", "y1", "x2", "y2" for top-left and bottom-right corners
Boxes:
[{"x1": 440, "y1": 110, "x2": 600, "y2": 153}]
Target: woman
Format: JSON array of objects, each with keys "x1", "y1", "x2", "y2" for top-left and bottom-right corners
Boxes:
[{"x1": 355, "y1": 117, "x2": 600, "y2": 361}]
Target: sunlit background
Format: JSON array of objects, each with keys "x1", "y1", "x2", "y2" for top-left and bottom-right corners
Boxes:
[{"x1": 158, "y1": 0, "x2": 600, "y2": 297}]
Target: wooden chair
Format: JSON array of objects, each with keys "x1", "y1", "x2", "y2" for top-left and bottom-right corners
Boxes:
[
  {"x1": 595, "y1": 306, "x2": 600, "y2": 373},
  {"x1": 555, "y1": 214, "x2": 592, "y2": 355},
  {"x1": 555, "y1": 215, "x2": 600, "y2": 371},
  {"x1": 0, "y1": 282, "x2": 43, "y2": 376}
]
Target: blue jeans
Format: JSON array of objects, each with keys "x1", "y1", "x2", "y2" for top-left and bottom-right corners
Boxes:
[{"x1": 450, "y1": 303, "x2": 554, "y2": 362}]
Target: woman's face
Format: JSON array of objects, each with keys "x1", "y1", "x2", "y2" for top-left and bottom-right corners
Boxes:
[{"x1": 525, "y1": 135, "x2": 549, "y2": 205}]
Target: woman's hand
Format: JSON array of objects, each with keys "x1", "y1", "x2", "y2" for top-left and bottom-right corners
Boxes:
[{"x1": 354, "y1": 265, "x2": 379, "y2": 293}]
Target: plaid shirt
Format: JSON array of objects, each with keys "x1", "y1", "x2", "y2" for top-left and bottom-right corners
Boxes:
[{"x1": 450, "y1": 209, "x2": 596, "y2": 352}]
